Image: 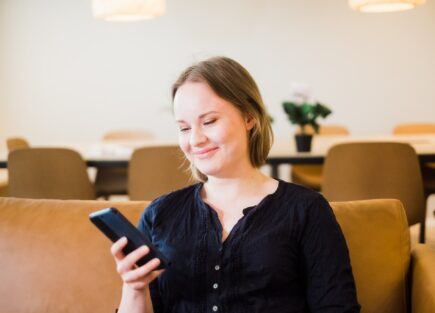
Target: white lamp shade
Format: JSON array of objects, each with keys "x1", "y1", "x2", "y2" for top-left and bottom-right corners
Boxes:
[
  {"x1": 349, "y1": 0, "x2": 425, "y2": 12},
  {"x1": 92, "y1": 0, "x2": 166, "y2": 21}
]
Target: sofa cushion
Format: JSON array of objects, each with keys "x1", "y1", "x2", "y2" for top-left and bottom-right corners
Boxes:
[
  {"x1": 331, "y1": 199, "x2": 410, "y2": 313},
  {"x1": 0, "y1": 197, "x2": 148, "y2": 313}
]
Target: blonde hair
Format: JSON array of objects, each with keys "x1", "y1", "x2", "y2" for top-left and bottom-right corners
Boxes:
[{"x1": 172, "y1": 56, "x2": 273, "y2": 182}]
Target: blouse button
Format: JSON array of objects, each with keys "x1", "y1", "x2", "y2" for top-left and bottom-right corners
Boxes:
[
  {"x1": 213, "y1": 283, "x2": 218, "y2": 289},
  {"x1": 212, "y1": 305, "x2": 218, "y2": 312},
  {"x1": 214, "y1": 265, "x2": 220, "y2": 271}
]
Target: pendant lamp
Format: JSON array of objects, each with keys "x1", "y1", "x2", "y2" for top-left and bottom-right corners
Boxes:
[
  {"x1": 92, "y1": 0, "x2": 166, "y2": 21},
  {"x1": 349, "y1": 0, "x2": 425, "y2": 12}
]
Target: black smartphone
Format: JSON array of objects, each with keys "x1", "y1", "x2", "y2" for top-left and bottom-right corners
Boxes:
[{"x1": 89, "y1": 207, "x2": 169, "y2": 269}]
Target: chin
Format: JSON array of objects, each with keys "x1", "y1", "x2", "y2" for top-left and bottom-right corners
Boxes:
[{"x1": 193, "y1": 163, "x2": 221, "y2": 178}]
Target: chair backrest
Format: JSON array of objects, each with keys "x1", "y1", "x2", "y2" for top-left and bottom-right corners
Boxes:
[
  {"x1": 8, "y1": 148, "x2": 95, "y2": 200},
  {"x1": 298, "y1": 124, "x2": 350, "y2": 135},
  {"x1": 103, "y1": 129, "x2": 154, "y2": 141},
  {"x1": 393, "y1": 123, "x2": 435, "y2": 135},
  {"x1": 6, "y1": 137, "x2": 30, "y2": 152},
  {"x1": 128, "y1": 145, "x2": 194, "y2": 200},
  {"x1": 331, "y1": 199, "x2": 410, "y2": 313},
  {"x1": 322, "y1": 142, "x2": 426, "y2": 226},
  {"x1": 291, "y1": 125, "x2": 349, "y2": 189}
]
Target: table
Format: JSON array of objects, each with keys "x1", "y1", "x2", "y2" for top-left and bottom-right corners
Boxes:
[
  {"x1": 1, "y1": 135, "x2": 435, "y2": 180},
  {"x1": 266, "y1": 135, "x2": 435, "y2": 178}
]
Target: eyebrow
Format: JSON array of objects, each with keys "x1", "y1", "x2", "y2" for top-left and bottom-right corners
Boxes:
[{"x1": 176, "y1": 111, "x2": 219, "y2": 123}]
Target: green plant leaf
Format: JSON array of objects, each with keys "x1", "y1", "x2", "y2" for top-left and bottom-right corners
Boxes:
[{"x1": 282, "y1": 100, "x2": 333, "y2": 134}]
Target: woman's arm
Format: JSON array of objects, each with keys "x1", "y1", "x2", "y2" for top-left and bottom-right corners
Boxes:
[
  {"x1": 118, "y1": 284, "x2": 153, "y2": 313},
  {"x1": 112, "y1": 237, "x2": 164, "y2": 313},
  {"x1": 300, "y1": 196, "x2": 361, "y2": 313}
]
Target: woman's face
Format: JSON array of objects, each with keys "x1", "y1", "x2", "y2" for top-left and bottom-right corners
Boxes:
[{"x1": 173, "y1": 81, "x2": 254, "y2": 179}]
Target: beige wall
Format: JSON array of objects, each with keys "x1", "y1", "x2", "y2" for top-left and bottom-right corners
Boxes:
[{"x1": 1, "y1": 0, "x2": 435, "y2": 154}]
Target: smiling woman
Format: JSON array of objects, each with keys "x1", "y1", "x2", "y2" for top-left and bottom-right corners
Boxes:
[
  {"x1": 174, "y1": 82, "x2": 256, "y2": 180},
  {"x1": 172, "y1": 57, "x2": 274, "y2": 182},
  {"x1": 111, "y1": 57, "x2": 361, "y2": 313}
]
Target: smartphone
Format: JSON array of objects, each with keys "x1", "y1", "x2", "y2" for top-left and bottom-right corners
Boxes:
[{"x1": 89, "y1": 207, "x2": 169, "y2": 269}]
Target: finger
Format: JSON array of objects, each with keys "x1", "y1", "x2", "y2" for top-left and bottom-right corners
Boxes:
[
  {"x1": 129, "y1": 281, "x2": 148, "y2": 291},
  {"x1": 111, "y1": 237, "x2": 128, "y2": 261},
  {"x1": 146, "y1": 269, "x2": 165, "y2": 283},
  {"x1": 117, "y1": 245, "x2": 150, "y2": 274},
  {"x1": 122, "y1": 258, "x2": 161, "y2": 283},
  {"x1": 128, "y1": 270, "x2": 164, "y2": 290}
]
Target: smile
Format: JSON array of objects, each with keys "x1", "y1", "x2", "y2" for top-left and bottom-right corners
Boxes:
[{"x1": 193, "y1": 147, "x2": 219, "y2": 159}]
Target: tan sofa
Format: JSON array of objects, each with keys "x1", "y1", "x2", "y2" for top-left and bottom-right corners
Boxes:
[{"x1": 0, "y1": 197, "x2": 434, "y2": 313}]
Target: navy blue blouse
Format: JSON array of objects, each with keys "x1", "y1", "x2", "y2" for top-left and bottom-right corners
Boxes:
[{"x1": 138, "y1": 180, "x2": 360, "y2": 313}]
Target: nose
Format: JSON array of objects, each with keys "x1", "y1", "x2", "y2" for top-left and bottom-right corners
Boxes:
[{"x1": 190, "y1": 126, "x2": 207, "y2": 147}]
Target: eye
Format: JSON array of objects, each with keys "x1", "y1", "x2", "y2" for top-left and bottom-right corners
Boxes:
[
  {"x1": 204, "y1": 119, "x2": 216, "y2": 126},
  {"x1": 179, "y1": 127, "x2": 190, "y2": 132},
  {"x1": 178, "y1": 125, "x2": 190, "y2": 132}
]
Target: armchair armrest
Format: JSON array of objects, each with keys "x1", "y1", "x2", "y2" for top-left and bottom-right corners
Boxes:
[{"x1": 411, "y1": 244, "x2": 435, "y2": 313}]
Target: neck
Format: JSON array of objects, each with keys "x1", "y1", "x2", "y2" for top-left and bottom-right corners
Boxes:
[{"x1": 202, "y1": 168, "x2": 269, "y2": 201}]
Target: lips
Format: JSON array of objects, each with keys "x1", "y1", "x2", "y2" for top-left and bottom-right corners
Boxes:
[{"x1": 193, "y1": 147, "x2": 218, "y2": 159}]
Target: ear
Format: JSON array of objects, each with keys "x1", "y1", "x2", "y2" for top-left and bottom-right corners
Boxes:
[{"x1": 244, "y1": 115, "x2": 256, "y2": 131}]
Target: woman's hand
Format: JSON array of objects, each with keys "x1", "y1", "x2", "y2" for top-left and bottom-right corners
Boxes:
[{"x1": 111, "y1": 237, "x2": 165, "y2": 291}]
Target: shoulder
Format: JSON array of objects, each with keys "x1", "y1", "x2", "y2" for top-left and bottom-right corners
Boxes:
[
  {"x1": 275, "y1": 180, "x2": 327, "y2": 209},
  {"x1": 140, "y1": 183, "x2": 201, "y2": 225},
  {"x1": 272, "y1": 180, "x2": 334, "y2": 227}
]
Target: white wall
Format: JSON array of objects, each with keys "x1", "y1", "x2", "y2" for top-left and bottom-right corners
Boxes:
[{"x1": 1, "y1": 0, "x2": 435, "y2": 154}]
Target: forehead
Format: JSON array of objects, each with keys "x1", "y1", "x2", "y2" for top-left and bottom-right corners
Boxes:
[{"x1": 173, "y1": 82, "x2": 241, "y2": 119}]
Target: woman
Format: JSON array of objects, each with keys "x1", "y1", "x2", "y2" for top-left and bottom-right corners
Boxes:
[{"x1": 112, "y1": 57, "x2": 360, "y2": 313}]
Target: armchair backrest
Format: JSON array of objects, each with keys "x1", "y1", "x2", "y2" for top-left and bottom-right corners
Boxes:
[{"x1": 331, "y1": 199, "x2": 410, "y2": 313}]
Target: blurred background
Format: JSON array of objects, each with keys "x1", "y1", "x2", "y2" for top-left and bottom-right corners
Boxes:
[{"x1": 1, "y1": 0, "x2": 434, "y2": 153}]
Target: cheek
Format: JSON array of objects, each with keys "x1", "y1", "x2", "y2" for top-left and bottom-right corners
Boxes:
[{"x1": 208, "y1": 125, "x2": 231, "y2": 143}]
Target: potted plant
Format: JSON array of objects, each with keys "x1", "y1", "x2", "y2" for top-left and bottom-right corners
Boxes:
[{"x1": 282, "y1": 101, "x2": 332, "y2": 152}]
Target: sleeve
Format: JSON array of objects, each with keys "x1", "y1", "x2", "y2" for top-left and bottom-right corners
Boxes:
[
  {"x1": 300, "y1": 195, "x2": 361, "y2": 313},
  {"x1": 137, "y1": 199, "x2": 165, "y2": 313}
]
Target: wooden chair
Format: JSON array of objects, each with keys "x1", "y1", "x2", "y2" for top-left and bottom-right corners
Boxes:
[
  {"x1": 6, "y1": 137, "x2": 30, "y2": 152},
  {"x1": 103, "y1": 129, "x2": 154, "y2": 141},
  {"x1": 128, "y1": 145, "x2": 194, "y2": 200},
  {"x1": 94, "y1": 130, "x2": 154, "y2": 199},
  {"x1": 2, "y1": 137, "x2": 31, "y2": 197},
  {"x1": 291, "y1": 125, "x2": 349, "y2": 190},
  {"x1": 393, "y1": 123, "x2": 435, "y2": 199},
  {"x1": 393, "y1": 123, "x2": 435, "y2": 135},
  {"x1": 322, "y1": 142, "x2": 427, "y2": 243},
  {"x1": 8, "y1": 148, "x2": 95, "y2": 200}
]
